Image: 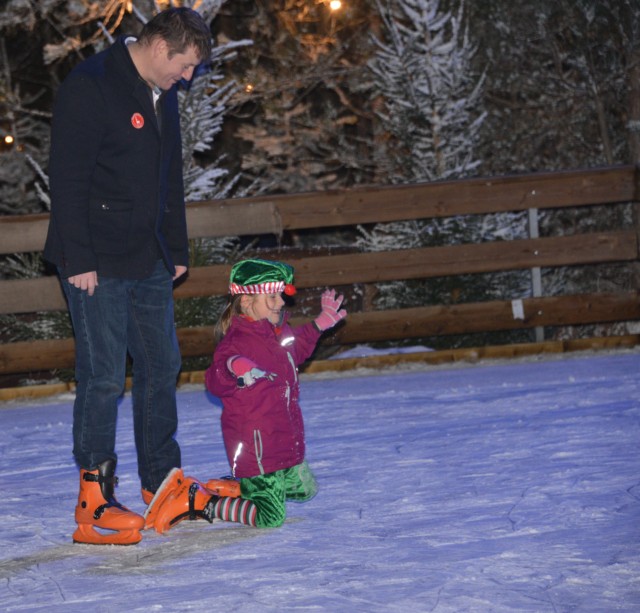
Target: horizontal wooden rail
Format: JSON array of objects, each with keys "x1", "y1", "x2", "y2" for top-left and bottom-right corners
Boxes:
[
  {"x1": 261, "y1": 165, "x2": 637, "y2": 233},
  {"x1": 1, "y1": 291, "x2": 638, "y2": 375},
  {"x1": 176, "y1": 291, "x2": 640, "y2": 358},
  {"x1": 0, "y1": 230, "x2": 635, "y2": 314},
  {"x1": 0, "y1": 165, "x2": 635, "y2": 255},
  {"x1": 0, "y1": 165, "x2": 638, "y2": 381}
]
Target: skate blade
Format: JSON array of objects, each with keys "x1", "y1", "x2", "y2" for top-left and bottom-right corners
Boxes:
[
  {"x1": 73, "y1": 523, "x2": 142, "y2": 546},
  {"x1": 144, "y1": 467, "x2": 184, "y2": 530}
]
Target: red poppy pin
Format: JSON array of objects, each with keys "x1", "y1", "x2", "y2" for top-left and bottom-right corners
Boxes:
[{"x1": 131, "y1": 113, "x2": 144, "y2": 129}]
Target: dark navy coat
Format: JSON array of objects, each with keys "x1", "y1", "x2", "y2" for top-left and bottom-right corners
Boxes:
[{"x1": 44, "y1": 37, "x2": 188, "y2": 279}]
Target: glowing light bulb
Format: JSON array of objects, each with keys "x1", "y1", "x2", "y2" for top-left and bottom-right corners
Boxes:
[
  {"x1": 329, "y1": 0, "x2": 342, "y2": 10},
  {"x1": 4, "y1": 135, "x2": 14, "y2": 145}
]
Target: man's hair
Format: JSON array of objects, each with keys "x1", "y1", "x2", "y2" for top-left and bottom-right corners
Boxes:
[{"x1": 139, "y1": 7, "x2": 212, "y2": 62}]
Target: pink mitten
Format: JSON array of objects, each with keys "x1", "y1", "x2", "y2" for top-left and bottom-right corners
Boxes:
[
  {"x1": 314, "y1": 289, "x2": 347, "y2": 331},
  {"x1": 227, "y1": 356, "x2": 276, "y2": 387},
  {"x1": 228, "y1": 356, "x2": 258, "y2": 377}
]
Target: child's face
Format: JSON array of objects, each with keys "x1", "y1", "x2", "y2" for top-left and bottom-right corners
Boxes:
[{"x1": 241, "y1": 293, "x2": 285, "y2": 325}]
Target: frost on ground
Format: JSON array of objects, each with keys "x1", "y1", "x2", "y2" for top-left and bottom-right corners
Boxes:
[{"x1": 1, "y1": 351, "x2": 639, "y2": 612}]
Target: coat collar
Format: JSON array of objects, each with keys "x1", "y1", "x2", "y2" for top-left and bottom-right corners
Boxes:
[
  {"x1": 111, "y1": 36, "x2": 144, "y2": 90},
  {"x1": 233, "y1": 311, "x2": 291, "y2": 338},
  {"x1": 111, "y1": 36, "x2": 164, "y2": 133}
]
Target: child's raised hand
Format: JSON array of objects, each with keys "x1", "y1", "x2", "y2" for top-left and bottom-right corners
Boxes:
[{"x1": 314, "y1": 289, "x2": 347, "y2": 331}]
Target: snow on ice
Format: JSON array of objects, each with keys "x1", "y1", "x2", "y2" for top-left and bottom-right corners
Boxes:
[{"x1": 1, "y1": 350, "x2": 639, "y2": 612}]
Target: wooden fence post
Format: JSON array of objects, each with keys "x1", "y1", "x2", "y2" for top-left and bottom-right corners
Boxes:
[{"x1": 527, "y1": 207, "x2": 544, "y2": 342}]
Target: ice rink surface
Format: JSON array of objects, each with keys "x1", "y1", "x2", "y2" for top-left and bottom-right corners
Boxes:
[{"x1": 1, "y1": 350, "x2": 639, "y2": 612}]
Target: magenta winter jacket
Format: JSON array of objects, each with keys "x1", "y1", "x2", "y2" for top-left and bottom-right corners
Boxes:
[{"x1": 205, "y1": 313, "x2": 321, "y2": 479}]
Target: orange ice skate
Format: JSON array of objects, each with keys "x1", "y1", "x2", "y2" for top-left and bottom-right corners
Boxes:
[{"x1": 73, "y1": 459, "x2": 144, "y2": 546}]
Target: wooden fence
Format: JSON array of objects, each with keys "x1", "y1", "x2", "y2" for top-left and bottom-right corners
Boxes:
[{"x1": 1, "y1": 164, "x2": 639, "y2": 380}]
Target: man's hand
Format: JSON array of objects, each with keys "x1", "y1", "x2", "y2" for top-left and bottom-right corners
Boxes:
[
  {"x1": 68, "y1": 271, "x2": 98, "y2": 296},
  {"x1": 173, "y1": 265, "x2": 188, "y2": 281}
]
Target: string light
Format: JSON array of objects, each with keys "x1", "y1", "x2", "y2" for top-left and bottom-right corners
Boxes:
[{"x1": 4, "y1": 135, "x2": 14, "y2": 145}]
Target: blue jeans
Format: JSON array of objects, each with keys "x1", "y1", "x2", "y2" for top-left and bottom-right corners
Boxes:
[{"x1": 62, "y1": 260, "x2": 181, "y2": 492}]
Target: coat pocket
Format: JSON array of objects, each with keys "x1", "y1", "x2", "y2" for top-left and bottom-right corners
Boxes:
[{"x1": 89, "y1": 196, "x2": 133, "y2": 254}]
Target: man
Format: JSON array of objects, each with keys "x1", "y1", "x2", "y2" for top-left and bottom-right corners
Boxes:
[{"x1": 44, "y1": 8, "x2": 212, "y2": 545}]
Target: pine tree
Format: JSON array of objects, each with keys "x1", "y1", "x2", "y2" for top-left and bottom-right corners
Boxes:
[
  {"x1": 0, "y1": 20, "x2": 51, "y2": 217},
  {"x1": 367, "y1": 0, "x2": 484, "y2": 184},
  {"x1": 355, "y1": 0, "x2": 528, "y2": 341},
  {"x1": 473, "y1": 0, "x2": 635, "y2": 174},
  {"x1": 474, "y1": 0, "x2": 636, "y2": 340}
]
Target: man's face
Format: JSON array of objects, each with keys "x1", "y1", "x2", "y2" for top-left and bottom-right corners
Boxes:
[{"x1": 151, "y1": 41, "x2": 201, "y2": 91}]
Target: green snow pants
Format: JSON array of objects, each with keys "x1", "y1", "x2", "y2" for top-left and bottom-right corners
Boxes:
[{"x1": 239, "y1": 460, "x2": 318, "y2": 528}]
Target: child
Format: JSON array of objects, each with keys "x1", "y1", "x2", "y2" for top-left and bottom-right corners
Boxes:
[{"x1": 144, "y1": 258, "x2": 347, "y2": 533}]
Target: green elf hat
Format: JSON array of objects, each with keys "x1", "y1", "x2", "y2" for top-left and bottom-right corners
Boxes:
[{"x1": 229, "y1": 258, "x2": 297, "y2": 296}]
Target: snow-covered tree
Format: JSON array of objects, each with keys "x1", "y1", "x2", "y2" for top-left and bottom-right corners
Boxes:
[
  {"x1": 0, "y1": 18, "x2": 51, "y2": 216},
  {"x1": 473, "y1": 0, "x2": 637, "y2": 332},
  {"x1": 367, "y1": 0, "x2": 484, "y2": 184},
  {"x1": 355, "y1": 0, "x2": 528, "y2": 330},
  {"x1": 474, "y1": 0, "x2": 634, "y2": 174}
]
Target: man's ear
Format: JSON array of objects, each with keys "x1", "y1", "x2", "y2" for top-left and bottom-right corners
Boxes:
[{"x1": 151, "y1": 37, "x2": 168, "y2": 59}]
